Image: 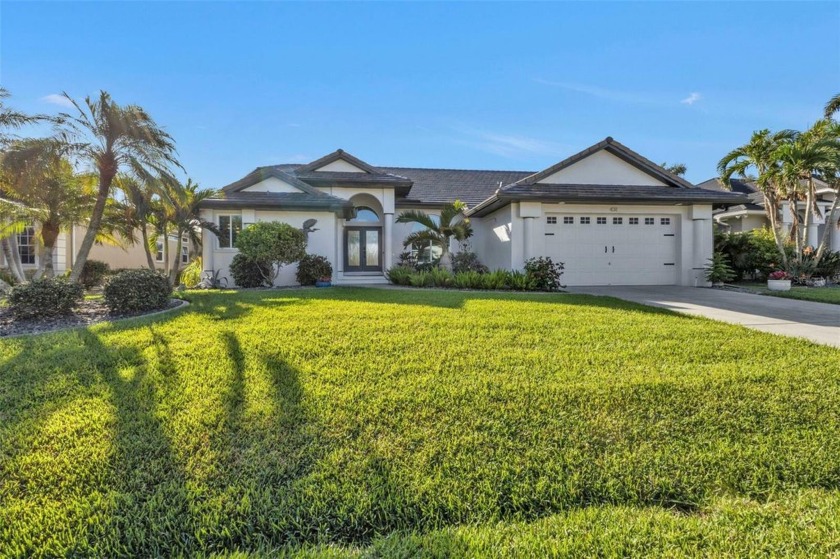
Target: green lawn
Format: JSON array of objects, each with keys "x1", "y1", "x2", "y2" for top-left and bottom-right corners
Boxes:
[
  {"x1": 2, "y1": 288, "x2": 840, "y2": 557},
  {"x1": 738, "y1": 282, "x2": 840, "y2": 305}
]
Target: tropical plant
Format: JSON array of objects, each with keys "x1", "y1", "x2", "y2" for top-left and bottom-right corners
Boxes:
[
  {"x1": 660, "y1": 162, "x2": 687, "y2": 176},
  {"x1": 396, "y1": 200, "x2": 472, "y2": 271},
  {"x1": 768, "y1": 270, "x2": 790, "y2": 281},
  {"x1": 452, "y1": 251, "x2": 489, "y2": 274},
  {"x1": 56, "y1": 91, "x2": 180, "y2": 283},
  {"x1": 524, "y1": 256, "x2": 565, "y2": 291},
  {"x1": 235, "y1": 221, "x2": 306, "y2": 285},
  {"x1": 704, "y1": 252, "x2": 735, "y2": 284},
  {"x1": 114, "y1": 175, "x2": 159, "y2": 269},
  {"x1": 179, "y1": 256, "x2": 203, "y2": 288},
  {"x1": 157, "y1": 178, "x2": 217, "y2": 286},
  {"x1": 826, "y1": 92, "x2": 840, "y2": 120},
  {"x1": 229, "y1": 253, "x2": 271, "y2": 288},
  {"x1": 0, "y1": 87, "x2": 45, "y2": 144},
  {"x1": 296, "y1": 254, "x2": 333, "y2": 285},
  {"x1": 385, "y1": 265, "x2": 414, "y2": 286}
]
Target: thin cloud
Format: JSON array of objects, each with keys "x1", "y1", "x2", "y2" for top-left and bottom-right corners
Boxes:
[
  {"x1": 451, "y1": 125, "x2": 567, "y2": 158},
  {"x1": 40, "y1": 94, "x2": 74, "y2": 108},
  {"x1": 533, "y1": 78, "x2": 659, "y2": 105},
  {"x1": 681, "y1": 92, "x2": 702, "y2": 105}
]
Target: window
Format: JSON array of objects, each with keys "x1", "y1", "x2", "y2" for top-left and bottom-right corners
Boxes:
[
  {"x1": 580, "y1": 216, "x2": 591, "y2": 224},
  {"x1": 612, "y1": 217, "x2": 623, "y2": 225},
  {"x1": 546, "y1": 216, "x2": 557, "y2": 224},
  {"x1": 563, "y1": 216, "x2": 574, "y2": 224},
  {"x1": 660, "y1": 217, "x2": 671, "y2": 225},
  {"x1": 156, "y1": 241, "x2": 164, "y2": 262},
  {"x1": 596, "y1": 217, "x2": 607, "y2": 225},
  {"x1": 644, "y1": 217, "x2": 655, "y2": 225},
  {"x1": 629, "y1": 217, "x2": 639, "y2": 225},
  {"x1": 218, "y1": 215, "x2": 243, "y2": 248},
  {"x1": 409, "y1": 216, "x2": 442, "y2": 264},
  {"x1": 17, "y1": 226, "x2": 36, "y2": 264},
  {"x1": 181, "y1": 244, "x2": 189, "y2": 264},
  {"x1": 350, "y1": 206, "x2": 379, "y2": 222}
]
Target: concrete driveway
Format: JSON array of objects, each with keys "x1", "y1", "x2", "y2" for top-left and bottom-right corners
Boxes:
[{"x1": 568, "y1": 285, "x2": 840, "y2": 348}]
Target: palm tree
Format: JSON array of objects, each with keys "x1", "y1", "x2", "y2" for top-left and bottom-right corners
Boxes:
[
  {"x1": 396, "y1": 200, "x2": 472, "y2": 271},
  {"x1": 660, "y1": 162, "x2": 687, "y2": 177},
  {"x1": 0, "y1": 87, "x2": 44, "y2": 144},
  {"x1": 56, "y1": 91, "x2": 180, "y2": 283},
  {"x1": 159, "y1": 178, "x2": 218, "y2": 286},
  {"x1": 115, "y1": 175, "x2": 159, "y2": 269},
  {"x1": 825, "y1": 93, "x2": 840, "y2": 120},
  {"x1": 718, "y1": 129, "x2": 796, "y2": 266}
]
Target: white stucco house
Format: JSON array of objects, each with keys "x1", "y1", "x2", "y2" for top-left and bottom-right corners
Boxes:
[
  {"x1": 198, "y1": 137, "x2": 747, "y2": 287},
  {"x1": 700, "y1": 177, "x2": 840, "y2": 250}
]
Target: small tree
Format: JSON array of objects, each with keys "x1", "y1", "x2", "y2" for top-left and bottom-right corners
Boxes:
[
  {"x1": 235, "y1": 222, "x2": 306, "y2": 285},
  {"x1": 396, "y1": 200, "x2": 472, "y2": 272}
]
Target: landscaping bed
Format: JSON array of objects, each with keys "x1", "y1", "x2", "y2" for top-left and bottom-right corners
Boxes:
[
  {"x1": 729, "y1": 282, "x2": 840, "y2": 305},
  {"x1": 1, "y1": 288, "x2": 839, "y2": 556},
  {"x1": 0, "y1": 297, "x2": 185, "y2": 337}
]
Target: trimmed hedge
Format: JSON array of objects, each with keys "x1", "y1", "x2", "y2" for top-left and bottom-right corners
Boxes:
[
  {"x1": 229, "y1": 253, "x2": 271, "y2": 288},
  {"x1": 296, "y1": 254, "x2": 333, "y2": 286},
  {"x1": 103, "y1": 269, "x2": 172, "y2": 313},
  {"x1": 78, "y1": 260, "x2": 110, "y2": 290},
  {"x1": 8, "y1": 278, "x2": 83, "y2": 319},
  {"x1": 386, "y1": 259, "x2": 564, "y2": 292}
]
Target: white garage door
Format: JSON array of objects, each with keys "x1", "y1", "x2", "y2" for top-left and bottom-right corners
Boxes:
[{"x1": 543, "y1": 213, "x2": 678, "y2": 286}]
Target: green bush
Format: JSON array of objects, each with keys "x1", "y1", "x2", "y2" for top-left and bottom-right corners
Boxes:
[
  {"x1": 296, "y1": 254, "x2": 333, "y2": 286},
  {"x1": 524, "y1": 257, "x2": 564, "y2": 291},
  {"x1": 78, "y1": 259, "x2": 110, "y2": 290},
  {"x1": 229, "y1": 253, "x2": 271, "y2": 288},
  {"x1": 179, "y1": 256, "x2": 203, "y2": 288},
  {"x1": 452, "y1": 251, "x2": 489, "y2": 274},
  {"x1": 705, "y1": 252, "x2": 736, "y2": 284},
  {"x1": 453, "y1": 271, "x2": 483, "y2": 289},
  {"x1": 8, "y1": 278, "x2": 83, "y2": 319},
  {"x1": 103, "y1": 269, "x2": 172, "y2": 313},
  {"x1": 0, "y1": 267, "x2": 17, "y2": 287},
  {"x1": 235, "y1": 222, "x2": 306, "y2": 284},
  {"x1": 386, "y1": 266, "x2": 414, "y2": 286}
]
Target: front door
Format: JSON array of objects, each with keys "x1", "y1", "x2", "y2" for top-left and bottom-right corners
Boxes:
[{"x1": 345, "y1": 227, "x2": 382, "y2": 272}]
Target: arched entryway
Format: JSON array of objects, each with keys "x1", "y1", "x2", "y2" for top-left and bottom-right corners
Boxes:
[{"x1": 344, "y1": 195, "x2": 384, "y2": 272}]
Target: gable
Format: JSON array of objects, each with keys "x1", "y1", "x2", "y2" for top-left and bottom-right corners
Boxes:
[
  {"x1": 537, "y1": 150, "x2": 667, "y2": 186},
  {"x1": 313, "y1": 158, "x2": 369, "y2": 173},
  {"x1": 241, "y1": 176, "x2": 308, "y2": 193}
]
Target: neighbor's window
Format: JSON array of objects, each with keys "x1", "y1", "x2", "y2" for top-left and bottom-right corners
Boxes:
[
  {"x1": 580, "y1": 216, "x2": 591, "y2": 224},
  {"x1": 409, "y1": 217, "x2": 442, "y2": 264},
  {"x1": 181, "y1": 244, "x2": 189, "y2": 264},
  {"x1": 546, "y1": 216, "x2": 557, "y2": 224},
  {"x1": 17, "y1": 226, "x2": 36, "y2": 265},
  {"x1": 612, "y1": 217, "x2": 623, "y2": 225},
  {"x1": 218, "y1": 215, "x2": 243, "y2": 248},
  {"x1": 644, "y1": 217, "x2": 655, "y2": 225},
  {"x1": 596, "y1": 217, "x2": 607, "y2": 225},
  {"x1": 156, "y1": 241, "x2": 164, "y2": 262},
  {"x1": 563, "y1": 216, "x2": 574, "y2": 224},
  {"x1": 629, "y1": 217, "x2": 639, "y2": 225},
  {"x1": 660, "y1": 217, "x2": 671, "y2": 225}
]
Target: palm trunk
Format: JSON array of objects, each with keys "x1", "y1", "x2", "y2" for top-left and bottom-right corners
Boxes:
[
  {"x1": 69, "y1": 171, "x2": 114, "y2": 283},
  {"x1": 763, "y1": 192, "x2": 788, "y2": 268},
  {"x1": 1, "y1": 237, "x2": 25, "y2": 283},
  {"x1": 788, "y1": 197, "x2": 803, "y2": 263},
  {"x1": 34, "y1": 221, "x2": 60, "y2": 280},
  {"x1": 169, "y1": 230, "x2": 183, "y2": 286},
  {"x1": 140, "y1": 225, "x2": 156, "y2": 270},
  {"x1": 438, "y1": 240, "x2": 453, "y2": 272}
]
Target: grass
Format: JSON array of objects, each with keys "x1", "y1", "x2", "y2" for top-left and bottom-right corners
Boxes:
[
  {"x1": 1, "y1": 287, "x2": 839, "y2": 557},
  {"x1": 737, "y1": 282, "x2": 840, "y2": 304}
]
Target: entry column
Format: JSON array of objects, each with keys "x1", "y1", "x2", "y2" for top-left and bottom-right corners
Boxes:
[{"x1": 384, "y1": 212, "x2": 394, "y2": 270}]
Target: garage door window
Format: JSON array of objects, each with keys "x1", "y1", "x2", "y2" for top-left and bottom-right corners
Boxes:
[
  {"x1": 579, "y1": 217, "x2": 590, "y2": 224},
  {"x1": 660, "y1": 218, "x2": 671, "y2": 225},
  {"x1": 612, "y1": 217, "x2": 623, "y2": 224},
  {"x1": 596, "y1": 217, "x2": 607, "y2": 225},
  {"x1": 546, "y1": 216, "x2": 557, "y2": 224},
  {"x1": 644, "y1": 218, "x2": 655, "y2": 225},
  {"x1": 563, "y1": 216, "x2": 574, "y2": 224},
  {"x1": 629, "y1": 217, "x2": 639, "y2": 225}
]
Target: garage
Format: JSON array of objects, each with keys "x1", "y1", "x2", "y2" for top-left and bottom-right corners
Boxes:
[{"x1": 543, "y1": 212, "x2": 678, "y2": 286}]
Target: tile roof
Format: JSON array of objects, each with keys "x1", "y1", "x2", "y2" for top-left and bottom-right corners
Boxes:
[{"x1": 378, "y1": 167, "x2": 533, "y2": 207}]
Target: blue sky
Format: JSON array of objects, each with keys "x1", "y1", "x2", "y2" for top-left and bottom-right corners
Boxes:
[{"x1": 2, "y1": 1, "x2": 838, "y2": 188}]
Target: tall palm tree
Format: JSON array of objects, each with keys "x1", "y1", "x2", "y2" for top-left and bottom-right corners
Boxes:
[
  {"x1": 718, "y1": 129, "x2": 796, "y2": 265},
  {"x1": 660, "y1": 162, "x2": 687, "y2": 177},
  {"x1": 115, "y1": 175, "x2": 159, "y2": 269},
  {"x1": 825, "y1": 93, "x2": 840, "y2": 120},
  {"x1": 0, "y1": 87, "x2": 44, "y2": 144},
  {"x1": 396, "y1": 200, "x2": 472, "y2": 271},
  {"x1": 159, "y1": 178, "x2": 218, "y2": 286},
  {"x1": 56, "y1": 91, "x2": 180, "y2": 283}
]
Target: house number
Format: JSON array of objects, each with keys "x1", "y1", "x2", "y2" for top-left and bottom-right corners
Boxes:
[{"x1": 609, "y1": 207, "x2": 618, "y2": 212}]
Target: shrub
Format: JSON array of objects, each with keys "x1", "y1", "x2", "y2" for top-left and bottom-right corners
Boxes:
[
  {"x1": 524, "y1": 257, "x2": 565, "y2": 291},
  {"x1": 104, "y1": 269, "x2": 172, "y2": 313},
  {"x1": 428, "y1": 268, "x2": 454, "y2": 288},
  {"x1": 78, "y1": 259, "x2": 110, "y2": 290},
  {"x1": 452, "y1": 251, "x2": 489, "y2": 274},
  {"x1": 180, "y1": 256, "x2": 203, "y2": 288},
  {"x1": 296, "y1": 254, "x2": 333, "y2": 286},
  {"x1": 813, "y1": 251, "x2": 840, "y2": 279},
  {"x1": 454, "y1": 271, "x2": 483, "y2": 289},
  {"x1": 705, "y1": 252, "x2": 735, "y2": 284},
  {"x1": 386, "y1": 266, "x2": 414, "y2": 286},
  {"x1": 409, "y1": 271, "x2": 433, "y2": 288},
  {"x1": 229, "y1": 253, "x2": 271, "y2": 288},
  {"x1": 507, "y1": 270, "x2": 534, "y2": 291},
  {"x1": 8, "y1": 278, "x2": 83, "y2": 319},
  {"x1": 235, "y1": 222, "x2": 306, "y2": 284},
  {"x1": 768, "y1": 270, "x2": 790, "y2": 280},
  {"x1": 0, "y1": 268, "x2": 17, "y2": 288},
  {"x1": 482, "y1": 270, "x2": 512, "y2": 290}
]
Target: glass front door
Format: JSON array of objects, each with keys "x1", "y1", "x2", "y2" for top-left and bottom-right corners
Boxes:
[{"x1": 345, "y1": 227, "x2": 382, "y2": 272}]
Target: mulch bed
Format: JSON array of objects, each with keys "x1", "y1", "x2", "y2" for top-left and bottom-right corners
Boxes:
[{"x1": 0, "y1": 298, "x2": 185, "y2": 338}]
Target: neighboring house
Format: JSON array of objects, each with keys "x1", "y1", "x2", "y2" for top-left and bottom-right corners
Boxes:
[
  {"x1": 198, "y1": 137, "x2": 747, "y2": 287},
  {"x1": 0, "y1": 225, "x2": 193, "y2": 276},
  {"x1": 699, "y1": 177, "x2": 840, "y2": 250}
]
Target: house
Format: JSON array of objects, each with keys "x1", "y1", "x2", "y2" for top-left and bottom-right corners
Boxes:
[
  {"x1": 0, "y1": 225, "x2": 193, "y2": 277},
  {"x1": 699, "y1": 177, "x2": 840, "y2": 250},
  {"x1": 198, "y1": 137, "x2": 747, "y2": 287}
]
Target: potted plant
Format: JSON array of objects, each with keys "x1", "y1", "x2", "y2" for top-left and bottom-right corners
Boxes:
[
  {"x1": 704, "y1": 252, "x2": 735, "y2": 287},
  {"x1": 315, "y1": 276, "x2": 332, "y2": 288},
  {"x1": 767, "y1": 270, "x2": 792, "y2": 291}
]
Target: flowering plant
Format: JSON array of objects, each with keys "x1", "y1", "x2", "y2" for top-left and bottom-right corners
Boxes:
[{"x1": 768, "y1": 271, "x2": 790, "y2": 280}]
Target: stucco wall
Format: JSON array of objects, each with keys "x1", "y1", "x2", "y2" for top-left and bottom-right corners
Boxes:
[
  {"x1": 538, "y1": 151, "x2": 667, "y2": 186},
  {"x1": 470, "y1": 206, "x2": 513, "y2": 271}
]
